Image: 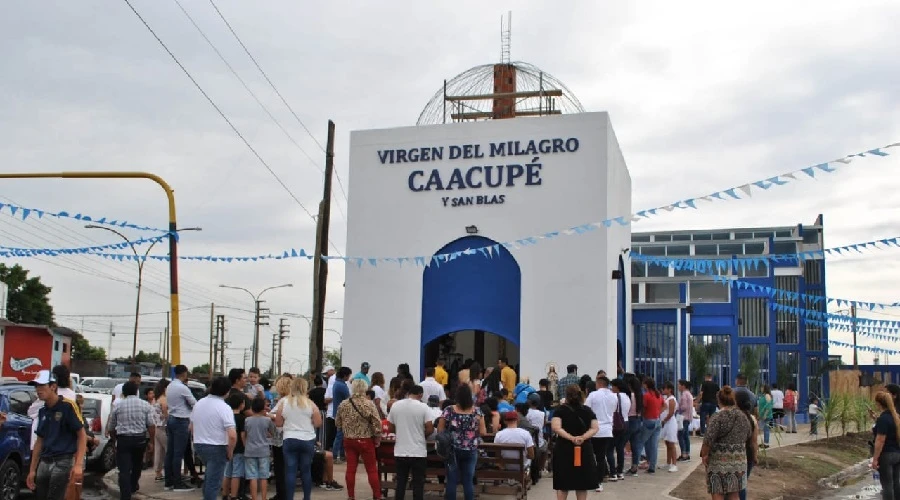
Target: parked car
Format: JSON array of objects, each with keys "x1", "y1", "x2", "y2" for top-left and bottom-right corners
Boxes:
[
  {"x1": 0, "y1": 382, "x2": 37, "y2": 500},
  {"x1": 82, "y1": 378, "x2": 124, "y2": 395},
  {"x1": 80, "y1": 394, "x2": 116, "y2": 473}
]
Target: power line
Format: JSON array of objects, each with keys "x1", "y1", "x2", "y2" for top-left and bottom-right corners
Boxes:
[
  {"x1": 172, "y1": 0, "x2": 322, "y2": 174},
  {"x1": 122, "y1": 0, "x2": 316, "y2": 222},
  {"x1": 206, "y1": 0, "x2": 350, "y2": 231}
]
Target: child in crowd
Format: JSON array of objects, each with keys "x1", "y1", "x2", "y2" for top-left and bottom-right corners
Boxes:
[
  {"x1": 243, "y1": 397, "x2": 275, "y2": 500},
  {"x1": 246, "y1": 367, "x2": 265, "y2": 399},
  {"x1": 223, "y1": 393, "x2": 246, "y2": 500},
  {"x1": 808, "y1": 397, "x2": 820, "y2": 436}
]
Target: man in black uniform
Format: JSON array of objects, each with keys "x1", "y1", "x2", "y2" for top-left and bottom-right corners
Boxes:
[{"x1": 26, "y1": 370, "x2": 87, "y2": 500}]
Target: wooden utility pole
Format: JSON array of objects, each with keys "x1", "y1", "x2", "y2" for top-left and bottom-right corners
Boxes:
[
  {"x1": 208, "y1": 303, "x2": 215, "y2": 383},
  {"x1": 309, "y1": 120, "x2": 335, "y2": 376}
]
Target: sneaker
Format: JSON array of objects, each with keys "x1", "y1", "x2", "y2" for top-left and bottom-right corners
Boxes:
[
  {"x1": 617, "y1": 474, "x2": 625, "y2": 481},
  {"x1": 595, "y1": 485, "x2": 604, "y2": 492},
  {"x1": 677, "y1": 455, "x2": 690, "y2": 462},
  {"x1": 316, "y1": 482, "x2": 328, "y2": 489},
  {"x1": 164, "y1": 485, "x2": 175, "y2": 491},
  {"x1": 628, "y1": 467, "x2": 639, "y2": 477},
  {"x1": 608, "y1": 475, "x2": 618, "y2": 482},
  {"x1": 647, "y1": 469, "x2": 656, "y2": 474},
  {"x1": 668, "y1": 465, "x2": 678, "y2": 473},
  {"x1": 173, "y1": 483, "x2": 196, "y2": 492},
  {"x1": 327, "y1": 480, "x2": 343, "y2": 490}
]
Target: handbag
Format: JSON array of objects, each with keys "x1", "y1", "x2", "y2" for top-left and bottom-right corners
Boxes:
[{"x1": 612, "y1": 394, "x2": 626, "y2": 433}]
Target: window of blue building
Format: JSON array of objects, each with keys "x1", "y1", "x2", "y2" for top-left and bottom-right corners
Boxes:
[
  {"x1": 688, "y1": 335, "x2": 731, "y2": 389},
  {"x1": 739, "y1": 298, "x2": 769, "y2": 337},
  {"x1": 808, "y1": 357, "x2": 825, "y2": 398},
  {"x1": 776, "y1": 351, "x2": 799, "y2": 391},
  {"x1": 739, "y1": 344, "x2": 770, "y2": 391},
  {"x1": 635, "y1": 323, "x2": 677, "y2": 388},
  {"x1": 646, "y1": 283, "x2": 680, "y2": 303},
  {"x1": 689, "y1": 282, "x2": 729, "y2": 303},
  {"x1": 775, "y1": 276, "x2": 799, "y2": 344}
]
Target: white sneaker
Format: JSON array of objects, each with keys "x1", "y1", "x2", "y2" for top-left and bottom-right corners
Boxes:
[
  {"x1": 669, "y1": 465, "x2": 678, "y2": 472},
  {"x1": 595, "y1": 485, "x2": 604, "y2": 492}
]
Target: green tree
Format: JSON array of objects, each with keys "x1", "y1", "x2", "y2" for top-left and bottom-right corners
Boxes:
[
  {"x1": 71, "y1": 335, "x2": 107, "y2": 361},
  {"x1": 0, "y1": 263, "x2": 55, "y2": 325},
  {"x1": 191, "y1": 363, "x2": 210, "y2": 375},
  {"x1": 323, "y1": 348, "x2": 341, "y2": 370}
]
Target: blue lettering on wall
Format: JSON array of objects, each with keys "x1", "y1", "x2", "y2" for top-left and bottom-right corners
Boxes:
[{"x1": 385, "y1": 137, "x2": 578, "y2": 207}]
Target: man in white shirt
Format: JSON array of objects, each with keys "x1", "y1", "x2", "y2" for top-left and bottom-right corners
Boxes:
[
  {"x1": 322, "y1": 366, "x2": 337, "y2": 451},
  {"x1": 771, "y1": 384, "x2": 786, "y2": 428},
  {"x1": 493, "y1": 411, "x2": 534, "y2": 471},
  {"x1": 419, "y1": 368, "x2": 446, "y2": 403},
  {"x1": 388, "y1": 385, "x2": 433, "y2": 500},
  {"x1": 191, "y1": 377, "x2": 237, "y2": 500},
  {"x1": 112, "y1": 372, "x2": 142, "y2": 409},
  {"x1": 584, "y1": 376, "x2": 617, "y2": 492}
]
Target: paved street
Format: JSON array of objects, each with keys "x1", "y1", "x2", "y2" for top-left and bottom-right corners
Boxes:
[{"x1": 102, "y1": 425, "x2": 818, "y2": 499}]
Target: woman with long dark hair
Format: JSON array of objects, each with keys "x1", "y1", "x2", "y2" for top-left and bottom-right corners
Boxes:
[
  {"x1": 551, "y1": 384, "x2": 599, "y2": 499},
  {"x1": 438, "y1": 384, "x2": 486, "y2": 500},
  {"x1": 638, "y1": 377, "x2": 664, "y2": 473},
  {"x1": 609, "y1": 379, "x2": 632, "y2": 480},
  {"x1": 872, "y1": 391, "x2": 900, "y2": 499},
  {"x1": 625, "y1": 374, "x2": 645, "y2": 476},
  {"x1": 701, "y1": 386, "x2": 752, "y2": 500}
]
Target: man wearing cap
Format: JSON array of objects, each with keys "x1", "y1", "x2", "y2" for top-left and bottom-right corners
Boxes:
[
  {"x1": 352, "y1": 362, "x2": 371, "y2": 386},
  {"x1": 108, "y1": 381, "x2": 155, "y2": 500},
  {"x1": 493, "y1": 411, "x2": 534, "y2": 471},
  {"x1": 26, "y1": 370, "x2": 87, "y2": 500}
]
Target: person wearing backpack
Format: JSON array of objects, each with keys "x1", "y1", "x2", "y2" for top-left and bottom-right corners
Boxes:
[
  {"x1": 784, "y1": 383, "x2": 798, "y2": 433},
  {"x1": 584, "y1": 376, "x2": 617, "y2": 492},
  {"x1": 609, "y1": 379, "x2": 631, "y2": 481}
]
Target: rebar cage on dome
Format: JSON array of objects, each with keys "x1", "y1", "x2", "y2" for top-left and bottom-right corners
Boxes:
[{"x1": 417, "y1": 61, "x2": 585, "y2": 126}]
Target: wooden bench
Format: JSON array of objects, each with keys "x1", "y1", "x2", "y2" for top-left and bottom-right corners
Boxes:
[{"x1": 376, "y1": 439, "x2": 531, "y2": 499}]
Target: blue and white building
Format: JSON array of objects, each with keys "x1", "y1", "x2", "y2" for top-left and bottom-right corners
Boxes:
[{"x1": 628, "y1": 215, "x2": 828, "y2": 416}]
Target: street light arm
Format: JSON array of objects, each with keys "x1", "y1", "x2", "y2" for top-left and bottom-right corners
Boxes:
[
  {"x1": 219, "y1": 285, "x2": 256, "y2": 302},
  {"x1": 85, "y1": 225, "x2": 139, "y2": 259},
  {"x1": 258, "y1": 284, "x2": 294, "y2": 300}
]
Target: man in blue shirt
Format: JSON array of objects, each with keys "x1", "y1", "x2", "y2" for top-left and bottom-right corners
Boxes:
[
  {"x1": 26, "y1": 370, "x2": 87, "y2": 500},
  {"x1": 351, "y1": 362, "x2": 371, "y2": 386},
  {"x1": 330, "y1": 367, "x2": 352, "y2": 462}
]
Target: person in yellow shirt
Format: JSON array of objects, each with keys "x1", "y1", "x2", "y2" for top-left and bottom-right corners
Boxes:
[
  {"x1": 434, "y1": 360, "x2": 449, "y2": 387},
  {"x1": 498, "y1": 358, "x2": 517, "y2": 401}
]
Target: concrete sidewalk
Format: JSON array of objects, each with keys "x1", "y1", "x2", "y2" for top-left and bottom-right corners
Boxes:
[{"x1": 103, "y1": 425, "x2": 816, "y2": 499}]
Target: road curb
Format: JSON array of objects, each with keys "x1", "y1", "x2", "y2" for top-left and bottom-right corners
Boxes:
[
  {"x1": 817, "y1": 459, "x2": 872, "y2": 489},
  {"x1": 102, "y1": 470, "x2": 165, "y2": 500}
]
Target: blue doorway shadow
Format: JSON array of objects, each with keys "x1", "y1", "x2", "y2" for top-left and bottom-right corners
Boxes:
[{"x1": 421, "y1": 236, "x2": 522, "y2": 374}]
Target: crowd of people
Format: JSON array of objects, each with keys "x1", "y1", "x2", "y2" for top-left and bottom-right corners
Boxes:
[{"x1": 14, "y1": 358, "x2": 890, "y2": 500}]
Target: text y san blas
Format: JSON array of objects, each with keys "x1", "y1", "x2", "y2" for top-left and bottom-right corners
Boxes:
[{"x1": 377, "y1": 138, "x2": 579, "y2": 208}]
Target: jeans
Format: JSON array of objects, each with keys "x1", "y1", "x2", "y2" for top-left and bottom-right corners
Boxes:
[
  {"x1": 678, "y1": 419, "x2": 691, "y2": 455},
  {"x1": 344, "y1": 437, "x2": 380, "y2": 499},
  {"x1": 326, "y1": 417, "x2": 336, "y2": 450},
  {"x1": 739, "y1": 461, "x2": 754, "y2": 500},
  {"x1": 164, "y1": 416, "x2": 190, "y2": 487},
  {"x1": 445, "y1": 448, "x2": 478, "y2": 500},
  {"x1": 283, "y1": 438, "x2": 316, "y2": 500},
  {"x1": 590, "y1": 437, "x2": 612, "y2": 483},
  {"x1": 333, "y1": 429, "x2": 345, "y2": 459},
  {"x1": 273, "y1": 445, "x2": 285, "y2": 500},
  {"x1": 699, "y1": 402, "x2": 717, "y2": 435},
  {"x1": 879, "y1": 451, "x2": 900, "y2": 500},
  {"x1": 395, "y1": 456, "x2": 426, "y2": 500},
  {"x1": 610, "y1": 431, "x2": 627, "y2": 474},
  {"x1": 116, "y1": 435, "x2": 147, "y2": 500},
  {"x1": 194, "y1": 444, "x2": 228, "y2": 500},
  {"x1": 639, "y1": 418, "x2": 661, "y2": 471},
  {"x1": 35, "y1": 456, "x2": 74, "y2": 500},
  {"x1": 762, "y1": 419, "x2": 771, "y2": 444},
  {"x1": 786, "y1": 409, "x2": 797, "y2": 432},
  {"x1": 626, "y1": 418, "x2": 643, "y2": 468},
  {"x1": 810, "y1": 414, "x2": 819, "y2": 435}
]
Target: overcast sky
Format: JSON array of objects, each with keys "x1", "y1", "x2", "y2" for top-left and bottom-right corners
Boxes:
[{"x1": 1, "y1": 1, "x2": 898, "y2": 371}]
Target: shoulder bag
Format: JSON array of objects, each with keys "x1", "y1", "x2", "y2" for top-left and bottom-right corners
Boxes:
[
  {"x1": 348, "y1": 397, "x2": 381, "y2": 439},
  {"x1": 612, "y1": 394, "x2": 626, "y2": 434}
]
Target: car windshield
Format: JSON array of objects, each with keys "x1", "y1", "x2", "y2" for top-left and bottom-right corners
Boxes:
[
  {"x1": 81, "y1": 398, "x2": 100, "y2": 419},
  {"x1": 93, "y1": 379, "x2": 124, "y2": 389}
]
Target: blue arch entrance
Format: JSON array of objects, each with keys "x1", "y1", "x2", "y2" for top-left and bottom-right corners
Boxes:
[{"x1": 421, "y1": 236, "x2": 522, "y2": 374}]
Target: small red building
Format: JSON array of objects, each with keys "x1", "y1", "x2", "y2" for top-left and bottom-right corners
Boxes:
[{"x1": 1, "y1": 321, "x2": 55, "y2": 380}]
